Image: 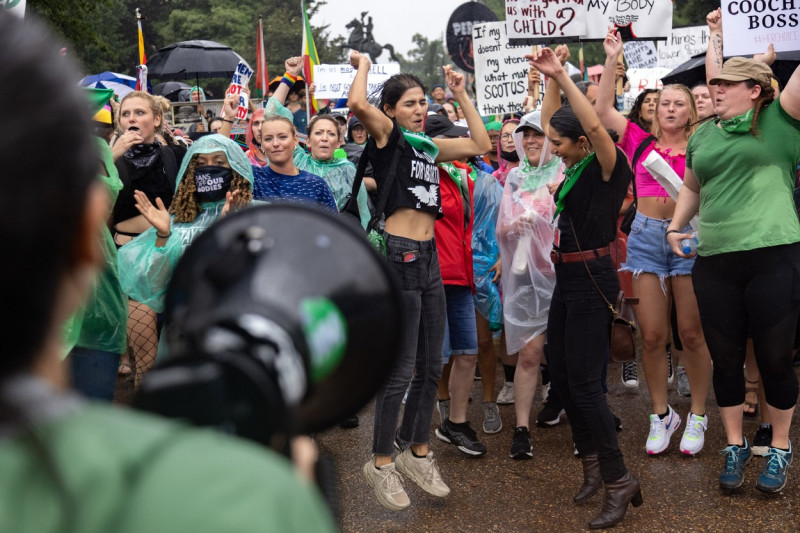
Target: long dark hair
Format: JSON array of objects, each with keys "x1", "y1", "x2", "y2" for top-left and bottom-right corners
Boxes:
[
  {"x1": 628, "y1": 88, "x2": 659, "y2": 132},
  {"x1": 550, "y1": 107, "x2": 619, "y2": 144},
  {"x1": 378, "y1": 73, "x2": 427, "y2": 115}
]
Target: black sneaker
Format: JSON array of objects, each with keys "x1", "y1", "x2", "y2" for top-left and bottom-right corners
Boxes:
[
  {"x1": 435, "y1": 419, "x2": 487, "y2": 457},
  {"x1": 536, "y1": 394, "x2": 566, "y2": 427},
  {"x1": 338, "y1": 414, "x2": 359, "y2": 429},
  {"x1": 393, "y1": 429, "x2": 410, "y2": 452},
  {"x1": 752, "y1": 424, "x2": 773, "y2": 457},
  {"x1": 510, "y1": 426, "x2": 533, "y2": 459}
]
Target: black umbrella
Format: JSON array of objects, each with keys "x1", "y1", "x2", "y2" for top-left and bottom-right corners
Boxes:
[
  {"x1": 147, "y1": 40, "x2": 252, "y2": 84},
  {"x1": 662, "y1": 51, "x2": 800, "y2": 89},
  {"x1": 152, "y1": 81, "x2": 191, "y2": 101}
]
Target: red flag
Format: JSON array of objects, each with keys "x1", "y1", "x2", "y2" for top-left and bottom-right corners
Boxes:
[{"x1": 255, "y1": 17, "x2": 268, "y2": 98}]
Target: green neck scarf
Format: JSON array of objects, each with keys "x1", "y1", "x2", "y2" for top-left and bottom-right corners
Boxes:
[
  {"x1": 400, "y1": 126, "x2": 439, "y2": 161},
  {"x1": 553, "y1": 152, "x2": 595, "y2": 220},
  {"x1": 520, "y1": 156, "x2": 560, "y2": 193},
  {"x1": 440, "y1": 162, "x2": 472, "y2": 227},
  {"x1": 719, "y1": 108, "x2": 754, "y2": 133}
]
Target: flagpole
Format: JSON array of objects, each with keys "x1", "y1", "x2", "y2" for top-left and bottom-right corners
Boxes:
[{"x1": 302, "y1": 0, "x2": 311, "y2": 125}]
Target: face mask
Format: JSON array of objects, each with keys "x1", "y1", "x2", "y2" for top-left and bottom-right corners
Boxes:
[
  {"x1": 501, "y1": 149, "x2": 520, "y2": 162},
  {"x1": 194, "y1": 165, "x2": 233, "y2": 203}
]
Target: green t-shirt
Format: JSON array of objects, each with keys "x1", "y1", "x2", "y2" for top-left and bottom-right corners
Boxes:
[
  {"x1": 686, "y1": 97, "x2": 800, "y2": 256},
  {"x1": 0, "y1": 403, "x2": 336, "y2": 533}
]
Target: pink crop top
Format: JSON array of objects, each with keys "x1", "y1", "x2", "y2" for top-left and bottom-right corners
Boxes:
[{"x1": 619, "y1": 120, "x2": 685, "y2": 199}]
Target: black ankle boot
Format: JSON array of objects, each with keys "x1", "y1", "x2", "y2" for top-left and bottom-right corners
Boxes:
[
  {"x1": 574, "y1": 454, "x2": 602, "y2": 503},
  {"x1": 588, "y1": 471, "x2": 642, "y2": 529}
]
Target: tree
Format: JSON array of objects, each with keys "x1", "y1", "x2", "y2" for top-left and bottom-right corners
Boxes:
[{"x1": 397, "y1": 34, "x2": 450, "y2": 92}]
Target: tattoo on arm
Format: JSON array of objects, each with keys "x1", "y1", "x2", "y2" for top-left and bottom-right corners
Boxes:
[{"x1": 713, "y1": 35, "x2": 723, "y2": 69}]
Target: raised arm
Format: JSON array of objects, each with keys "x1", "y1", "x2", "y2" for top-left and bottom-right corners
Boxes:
[
  {"x1": 433, "y1": 66, "x2": 491, "y2": 162},
  {"x1": 531, "y1": 47, "x2": 618, "y2": 180},
  {"x1": 347, "y1": 51, "x2": 394, "y2": 148},
  {"x1": 705, "y1": 8, "x2": 724, "y2": 102},
  {"x1": 596, "y1": 27, "x2": 629, "y2": 138},
  {"x1": 272, "y1": 56, "x2": 304, "y2": 106}
]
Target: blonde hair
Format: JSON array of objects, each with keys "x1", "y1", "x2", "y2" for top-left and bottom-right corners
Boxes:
[
  {"x1": 651, "y1": 84, "x2": 698, "y2": 141},
  {"x1": 119, "y1": 91, "x2": 163, "y2": 136},
  {"x1": 262, "y1": 114, "x2": 297, "y2": 135}
]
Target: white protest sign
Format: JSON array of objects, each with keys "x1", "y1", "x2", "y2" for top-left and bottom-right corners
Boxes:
[
  {"x1": 474, "y1": 21, "x2": 542, "y2": 115},
  {"x1": 622, "y1": 67, "x2": 671, "y2": 109},
  {"x1": 2, "y1": 0, "x2": 25, "y2": 17},
  {"x1": 720, "y1": 0, "x2": 800, "y2": 56},
  {"x1": 227, "y1": 61, "x2": 254, "y2": 120},
  {"x1": 505, "y1": 0, "x2": 587, "y2": 45},
  {"x1": 313, "y1": 63, "x2": 401, "y2": 100},
  {"x1": 623, "y1": 40, "x2": 658, "y2": 68},
  {"x1": 657, "y1": 26, "x2": 709, "y2": 69},
  {"x1": 583, "y1": 0, "x2": 673, "y2": 40}
]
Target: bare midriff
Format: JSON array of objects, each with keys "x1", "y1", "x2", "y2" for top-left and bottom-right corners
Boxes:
[
  {"x1": 637, "y1": 196, "x2": 677, "y2": 221},
  {"x1": 385, "y1": 207, "x2": 436, "y2": 242}
]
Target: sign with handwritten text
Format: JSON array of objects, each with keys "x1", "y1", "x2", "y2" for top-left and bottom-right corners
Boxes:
[
  {"x1": 474, "y1": 21, "x2": 543, "y2": 115},
  {"x1": 623, "y1": 40, "x2": 658, "y2": 69},
  {"x1": 505, "y1": 0, "x2": 587, "y2": 45},
  {"x1": 313, "y1": 63, "x2": 401, "y2": 100},
  {"x1": 657, "y1": 25, "x2": 709, "y2": 69},
  {"x1": 720, "y1": 0, "x2": 800, "y2": 56},
  {"x1": 583, "y1": 0, "x2": 673, "y2": 40},
  {"x1": 227, "y1": 61, "x2": 254, "y2": 120}
]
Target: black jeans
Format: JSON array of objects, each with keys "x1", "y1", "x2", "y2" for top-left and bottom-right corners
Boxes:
[
  {"x1": 692, "y1": 243, "x2": 800, "y2": 410},
  {"x1": 372, "y1": 234, "x2": 445, "y2": 455},
  {"x1": 547, "y1": 255, "x2": 627, "y2": 483}
]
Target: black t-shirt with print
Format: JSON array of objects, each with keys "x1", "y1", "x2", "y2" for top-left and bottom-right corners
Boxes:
[{"x1": 555, "y1": 146, "x2": 632, "y2": 253}]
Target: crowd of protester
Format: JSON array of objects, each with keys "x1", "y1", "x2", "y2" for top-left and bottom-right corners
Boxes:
[{"x1": 5, "y1": 6, "x2": 800, "y2": 531}]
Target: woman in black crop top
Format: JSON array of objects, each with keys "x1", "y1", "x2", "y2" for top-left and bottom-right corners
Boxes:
[
  {"x1": 347, "y1": 51, "x2": 490, "y2": 510},
  {"x1": 531, "y1": 47, "x2": 640, "y2": 529}
]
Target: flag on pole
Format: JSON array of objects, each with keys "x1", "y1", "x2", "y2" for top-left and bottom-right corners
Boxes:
[
  {"x1": 135, "y1": 9, "x2": 148, "y2": 92},
  {"x1": 301, "y1": 0, "x2": 319, "y2": 114},
  {"x1": 579, "y1": 43, "x2": 588, "y2": 82},
  {"x1": 255, "y1": 17, "x2": 269, "y2": 98}
]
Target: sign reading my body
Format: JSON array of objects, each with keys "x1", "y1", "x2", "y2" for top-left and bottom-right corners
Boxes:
[{"x1": 587, "y1": 0, "x2": 656, "y2": 14}]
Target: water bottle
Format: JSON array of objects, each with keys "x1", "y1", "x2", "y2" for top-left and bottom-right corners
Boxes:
[{"x1": 680, "y1": 232, "x2": 698, "y2": 255}]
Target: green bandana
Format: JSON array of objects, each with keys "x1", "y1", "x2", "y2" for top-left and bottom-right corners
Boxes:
[
  {"x1": 400, "y1": 126, "x2": 439, "y2": 161},
  {"x1": 521, "y1": 157, "x2": 560, "y2": 193},
  {"x1": 553, "y1": 152, "x2": 595, "y2": 220},
  {"x1": 719, "y1": 108, "x2": 754, "y2": 133},
  {"x1": 440, "y1": 161, "x2": 472, "y2": 227}
]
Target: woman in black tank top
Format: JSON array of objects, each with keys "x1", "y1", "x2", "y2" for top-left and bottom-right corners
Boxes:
[{"x1": 347, "y1": 51, "x2": 490, "y2": 510}]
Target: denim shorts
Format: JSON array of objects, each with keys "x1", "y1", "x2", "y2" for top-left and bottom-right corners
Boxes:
[
  {"x1": 621, "y1": 211, "x2": 695, "y2": 279},
  {"x1": 442, "y1": 284, "x2": 478, "y2": 363}
]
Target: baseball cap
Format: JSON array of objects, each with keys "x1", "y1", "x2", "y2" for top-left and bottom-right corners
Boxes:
[
  {"x1": 709, "y1": 57, "x2": 773, "y2": 86},
  {"x1": 425, "y1": 114, "x2": 469, "y2": 138}
]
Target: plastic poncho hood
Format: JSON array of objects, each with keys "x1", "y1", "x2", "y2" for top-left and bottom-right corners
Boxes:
[{"x1": 175, "y1": 134, "x2": 254, "y2": 192}]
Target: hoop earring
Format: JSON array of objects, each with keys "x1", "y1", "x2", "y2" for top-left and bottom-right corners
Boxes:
[{"x1": 582, "y1": 145, "x2": 590, "y2": 154}]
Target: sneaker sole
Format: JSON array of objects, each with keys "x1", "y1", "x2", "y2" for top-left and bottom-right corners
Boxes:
[
  {"x1": 362, "y1": 463, "x2": 410, "y2": 511},
  {"x1": 395, "y1": 456, "x2": 451, "y2": 497},
  {"x1": 756, "y1": 478, "x2": 789, "y2": 494},
  {"x1": 646, "y1": 419, "x2": 682, "y2": 455},
  {"x1": 496, "y1": 399, "x2": 515, "y2": 405},
  {"x1": 434, "y1": 428, "x2": 487, "y2": 457},
  {"x1": 483, "y1": 422, "x2": 503, "y2": 434},
  {"x1": 509, "y1": 450, "x2": 533, "y2": 460},
  {"x1": 622, "y1": 380, "x2": 639, "y2": 388}
]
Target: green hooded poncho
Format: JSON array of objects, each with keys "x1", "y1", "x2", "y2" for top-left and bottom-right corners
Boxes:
[{"x1": 118, "y1": 134, "x2": 254, "y2": 313}]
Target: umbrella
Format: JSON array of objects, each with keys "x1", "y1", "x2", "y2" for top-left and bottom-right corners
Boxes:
[
  {"x1": 80, "y1": 71, "x2": 137, "y2": 88},
  {"x1": 662, "y1": 51, "x2": 800, "y2": 89},
  {"x1": 83, "y1": 80, "x2": 134, "y2": 99},
  {"x1": 153, "y1": 81, "x2": 192, "y2": 102},
  {"x1": 147, "y1": 40, "x2": 251, "y2": 84}
]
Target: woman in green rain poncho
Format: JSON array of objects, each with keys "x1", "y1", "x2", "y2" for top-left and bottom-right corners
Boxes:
[{"x1": 117, "y1": 134, "x2": 253, "y2": 371}]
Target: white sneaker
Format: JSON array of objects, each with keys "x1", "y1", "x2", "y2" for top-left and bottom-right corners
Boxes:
[
  {"x1": 680, "y1": 413, "x2": 708, "y2": 456},
  {"x1": 363, "y1": 460, "x2": 410, "y2": 510},
  {"x1": 646, "y1": 406, "x2": 682, "y2": 455},
  {"x1": 395, "y1": 448, "x2": 450, "y2": 497},
  {"x1": 496, "y1": 381, "x2": 515, "y2": 405}
]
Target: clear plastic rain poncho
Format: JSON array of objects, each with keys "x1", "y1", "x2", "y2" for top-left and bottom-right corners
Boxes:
[
  {"x1": 118, "y1": 134, "x2": 254, "y2": 313},
  {"x1": 471, "y1": 167, "x2": 504, "y2": 332},
  {"x1": 63, "y1": 137, "x2": 129, "y2": 356},
  {"x1": 496, "y1": 111, "x2": 563, "y2": 354}
]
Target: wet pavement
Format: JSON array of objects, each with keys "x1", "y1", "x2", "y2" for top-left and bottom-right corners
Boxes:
[{"x1": 315, "y1": 362, "x2": 800, "y2": 533}]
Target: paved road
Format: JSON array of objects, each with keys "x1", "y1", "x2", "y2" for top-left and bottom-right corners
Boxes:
[{"x1": 315, "y1": 362, "x2": 800, "y2": 533}]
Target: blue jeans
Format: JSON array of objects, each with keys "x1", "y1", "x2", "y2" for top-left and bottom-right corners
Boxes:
[
  {"x1": 442, "y1": 285, "x2": 479, "y2": 364},
  {"x1": 621, "y1": 212, "x2": 695, "y2": 281},
  {"x1": 69, "y1": 347, "x2": 120, "y2": 401},
  {"x1": 547, "y1": 256, "x2": 627, "y2": 483},
  {"x1": 372, "y1": 234, "x2": 445, "y2": 455}
]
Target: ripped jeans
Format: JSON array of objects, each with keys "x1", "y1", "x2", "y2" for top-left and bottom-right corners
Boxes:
[{"x1": 620, "y1": 212, "x2": 694, "y2": 291}]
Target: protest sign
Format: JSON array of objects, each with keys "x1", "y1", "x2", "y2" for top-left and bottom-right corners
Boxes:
[
  {"x1": 623, "y1": 41, "x2": 658, "y2": 68},
  {"x1": 1, "y1": 0, "x2": 25, "y2": 17},
  {"x1": 226, "y1": 61, "x2": 254, "y2": 120},
  {"x1": 446, "y1": 2, "x2": 499, "y2": 72},
  {"x1": 505, "y1": 0, "x2": 587, "y2": 45},
  {"x1": 583, "y1": 0, "x2": 673, "y2": 40},
  {"x1": 720, "y1": 0, "x2": 800, "y2": 56},
  {"x1": 622, "y1": 67, "x2": 671, "y2": 109},
  {"x1": 312, "y1": 63, "x2": 401, "y2": 100},
  {"x1": 656, "y1": 25, "x2": 709, "y2": 69},
  {"x1": 474, "y1": 21, "x2": 542, "y2": 115}
]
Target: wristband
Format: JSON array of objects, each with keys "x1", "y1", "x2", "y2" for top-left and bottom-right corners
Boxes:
[
  {"x1": 156, "y1": 231, "x2": 171, "y2": 239},
  {"x1": 282, "y1": 72, "x2": 298, "y2": 88},
  {"x1": 222, "y1": 118, "x2": 233, "y2": 123},
  {"x1": 665, "y1": 229, "x2": 680, "y2": 236}
]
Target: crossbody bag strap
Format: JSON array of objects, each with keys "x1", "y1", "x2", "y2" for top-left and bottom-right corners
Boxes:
[{"x1": 567, "y1": 215, "x2": 617, "y2": 314}]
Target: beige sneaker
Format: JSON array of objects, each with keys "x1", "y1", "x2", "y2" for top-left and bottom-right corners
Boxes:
[
  {"x1": 362, "y1": 460, "x2": 410, "y2": 511},
  {"x1": 395, "y1": 448, "x2": 450, "y2": 497}
]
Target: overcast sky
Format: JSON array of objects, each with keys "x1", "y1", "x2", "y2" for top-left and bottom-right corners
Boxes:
[{"x1": 314, "y1": 0, "x2": 472, "y2": 60}]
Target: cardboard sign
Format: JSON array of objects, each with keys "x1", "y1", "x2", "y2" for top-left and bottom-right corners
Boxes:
[
  {"x1": 657, "y1": 25, "x2": 710, "y2": 69},
  {"x1": 228, "y1": 61, "x2": 254, "y2": 120},
  {"x1": 505, "y1": 0, "x2": 587, "y2": 45},
  {"x1": 623, "y1": 40, "x2": 659, "y2": 68},
  {"x1": 583, "y1": 0, "x2": 673, "y2": 40},
  {"x1": 720, "y1": 0, "x2": 800, "y2": 56},
  {"x1": 474, "y1": 21, "x2": 543, "y2": 115},
  {"x1": 312, "y1": 63, "x2": 401, "y2": 100},
  {"x1": 622, "y1": 67, "x2": 672, "y2": 109}
]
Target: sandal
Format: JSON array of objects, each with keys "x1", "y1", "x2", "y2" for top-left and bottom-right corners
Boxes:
[
  {"x1": 744, "y1": 377, "x2": 759, "y2": 418},
  {"x1": 118, "y1": 362, "x2": 133, "y2": 377}
]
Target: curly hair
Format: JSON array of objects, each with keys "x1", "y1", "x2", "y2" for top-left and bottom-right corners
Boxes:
[{"x1": 169, "y1": 156, "x2": 252, "y2": 223}]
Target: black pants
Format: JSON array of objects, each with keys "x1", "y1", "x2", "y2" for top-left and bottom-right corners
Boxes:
[
  {"x1": 692, "y1": 243, "x2": 800, "y2": 410},
  {"x1": 547, "y1": 256, "x2": 627, "y2": 483}
]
